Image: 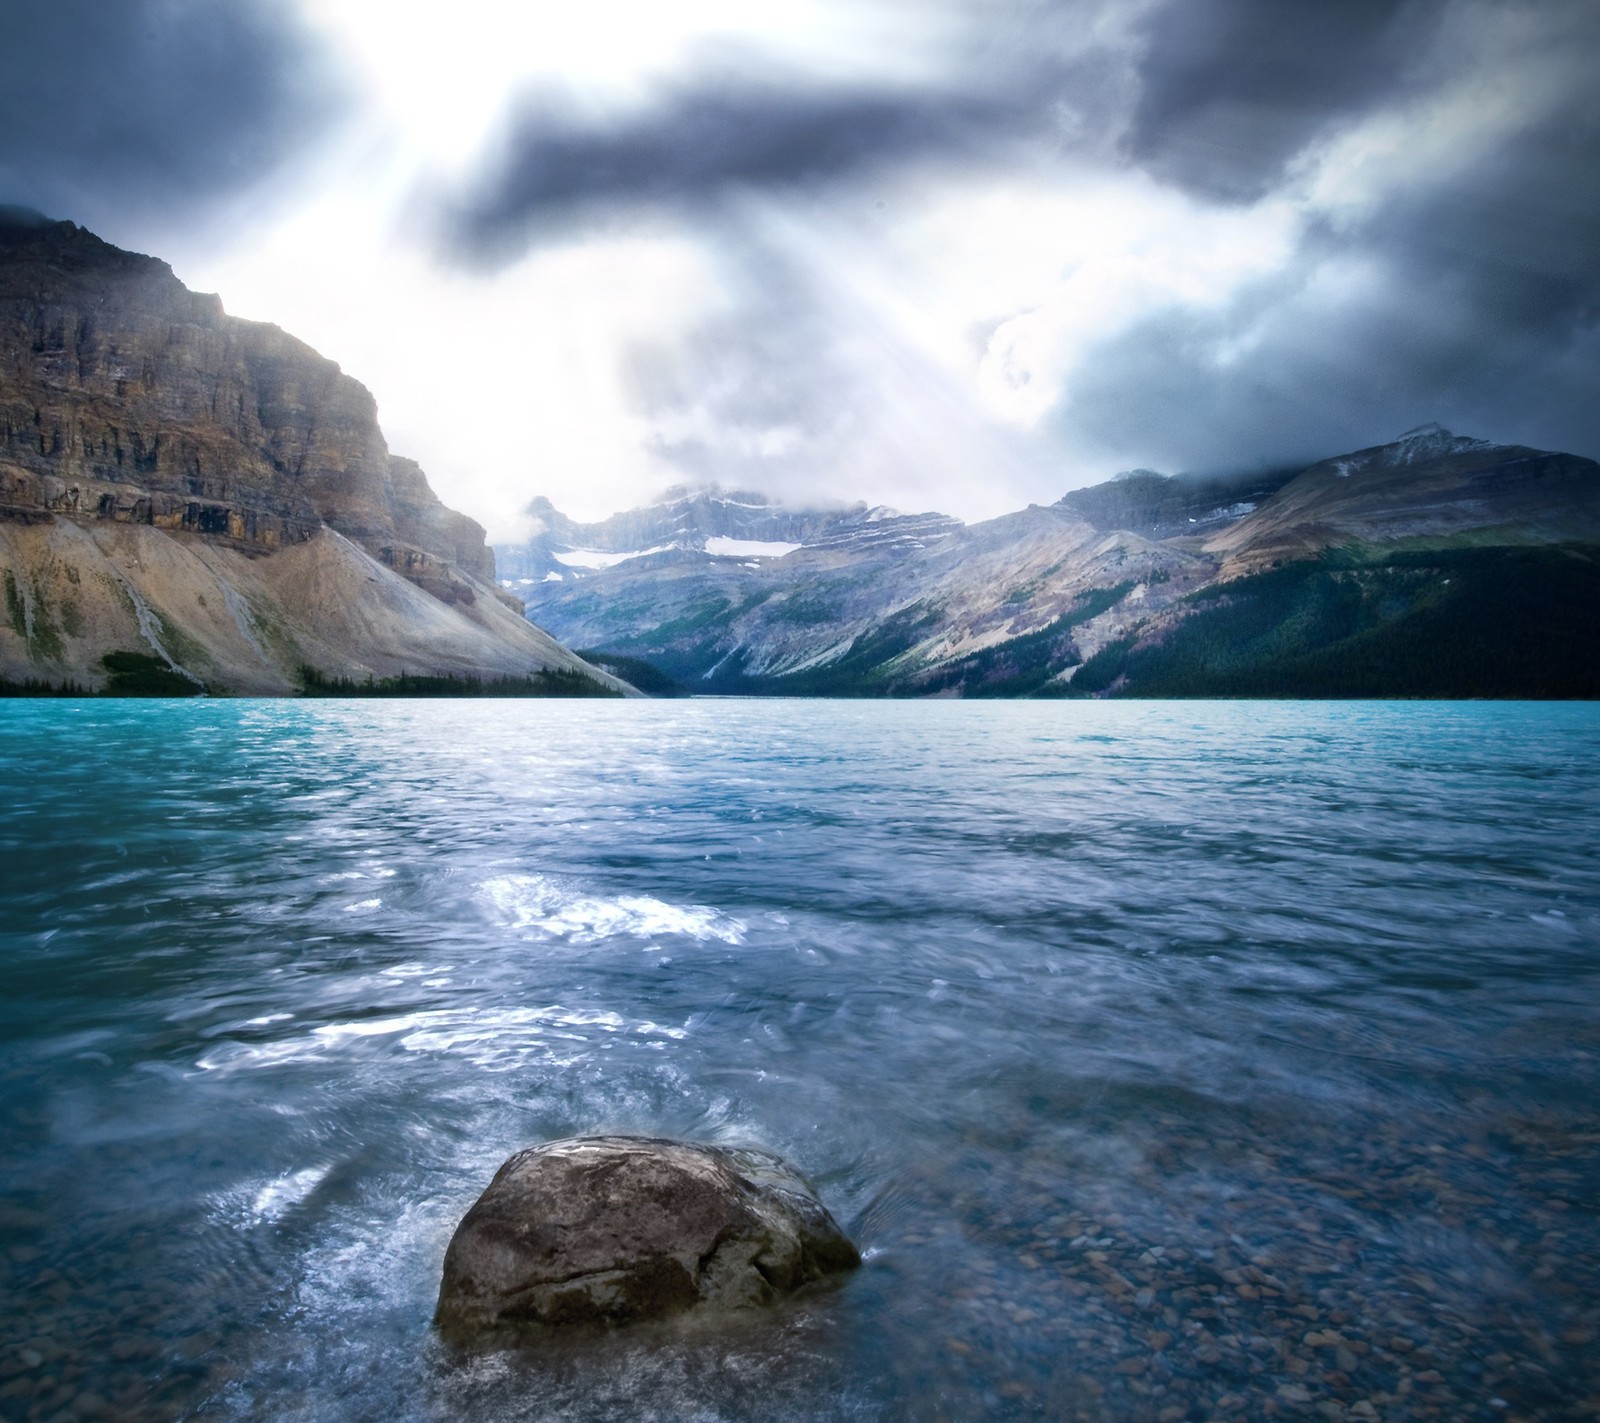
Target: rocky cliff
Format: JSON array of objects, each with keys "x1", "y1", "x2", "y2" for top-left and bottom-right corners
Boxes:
[{"x1": 0, "y1": 210, "x2": 627, "y2": 694}]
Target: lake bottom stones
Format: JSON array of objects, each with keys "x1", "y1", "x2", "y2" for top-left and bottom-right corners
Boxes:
[{"x1": 434, "y1": 1136, "x2": 860, "y2": 1335}]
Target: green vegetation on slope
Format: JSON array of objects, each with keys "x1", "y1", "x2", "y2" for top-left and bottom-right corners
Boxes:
[
  {"x1": 0, "y1": 650, "x2": 202, "y2": 696},
  {"x1": 574, "y1": 650, "x2": 685, "y2": 697},
  {"x1": 3, "y1": 659, "x2": 627, "y2": 699},
  {"x1": 100, "y1": 650, "x2": 206, "y2": 696},
  {"x1": 3, "y1": 570, "x2": 23, "y2": 639},
  {"x1": 547, "y1": 543, "x2": 1599, "y2": 700},
  {"x1": 919, "y1": 582, "x2": 1136, "y2": 698},
  {"x1": 709, "y1": 603, "x2": 946, "y2": 696},
  {"x1": 1067, "y1": 546, "x2": 1600, "y2": 698},
  {"x1": 0, "y1": 674, "x2": 93, "y2": 696},
  {"x1": 297, "y1": 665, "x2": 622, "y2": 698}
]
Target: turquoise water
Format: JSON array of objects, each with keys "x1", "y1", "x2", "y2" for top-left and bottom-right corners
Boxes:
[{"x1": 1, "y1": 700, "x2": 1598, "y2": 1422}]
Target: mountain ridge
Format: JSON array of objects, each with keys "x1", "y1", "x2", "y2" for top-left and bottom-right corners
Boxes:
[
  {"x1": 501, "y1": 428, "x2": 1600, "y2": 698},
  {"x1": 499, "y1": 486, "x2": 960, "y2": 583}
]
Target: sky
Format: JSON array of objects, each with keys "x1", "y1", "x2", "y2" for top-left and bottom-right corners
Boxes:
[{"x1": 2, "y1": 0, "x2": 1597, "y2": 539}]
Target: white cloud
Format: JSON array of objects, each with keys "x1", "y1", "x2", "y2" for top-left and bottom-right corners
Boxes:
[
  {"x1": 892, "y1": 174, "x2": 1301, "y2": 426},
  {"x1": 171, "y1": 167, "x2": 722, "y2": 538}
]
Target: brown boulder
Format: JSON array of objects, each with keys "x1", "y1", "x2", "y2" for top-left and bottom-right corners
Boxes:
[{"x1": 435, "y1": 1136, "x2": 859, "y2": 1335}]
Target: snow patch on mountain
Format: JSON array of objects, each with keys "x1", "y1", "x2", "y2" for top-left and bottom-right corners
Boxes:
[
  {"x1": 704, "y1": 537, "x2": 803, "y2": 558},
  {"x1": 552, "y1": 545, "x2": 673, "y2": 569}
]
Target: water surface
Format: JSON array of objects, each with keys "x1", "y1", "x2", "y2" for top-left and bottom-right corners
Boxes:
[{"x1": 2, "y1": 699, "x2": 1597, "y2": 1421}]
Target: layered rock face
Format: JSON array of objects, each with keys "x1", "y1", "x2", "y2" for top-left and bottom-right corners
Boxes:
[
  {"x1": 0, "y1": 212, "x2": 492, "y2": 589},
  {"x1": 435, "y1": 1136, "x2": 860, "y2": 1335},
  {"x1": 0, "y1": 211, "x2": 626, "y2": 693}
]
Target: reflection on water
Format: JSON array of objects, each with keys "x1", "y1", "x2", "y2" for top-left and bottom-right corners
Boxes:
[{"x1": 1, "y1": 699, "x2": 1598, "y2": 1422}]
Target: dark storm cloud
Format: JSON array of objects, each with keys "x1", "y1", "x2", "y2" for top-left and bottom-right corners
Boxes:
[
  {"x1": 0, "y1": 0, "x2": 344, "y2": 232},
  {"x1": 1123, "y1": 0, "x2": 1445, "y2": 202},
  {"x1": 441, "y1": 72, "x2": 1049, "y2": 262},
  {"x1": 1076, "y1": 0, "x2": 1600, "y2": 472},
  {"x1": 438, "y1": 0, "x2": 1460, "y2": 258},
  {"x1": 1065, "y1": 0, "x2": 1600, "y2": 470},
  {"x1": 436, "y1": 0, "x2": 1146, "y2": 261},
  {"x1": 1374, "y1": 97, "x2": 1600, "y2": 340},
  {"x1": 1067, "y1": 96, "x2": 1600, "y2": 469}
]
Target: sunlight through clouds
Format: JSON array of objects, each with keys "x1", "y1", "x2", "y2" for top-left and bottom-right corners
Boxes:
[{"x1": 25, "y1": 0, "x2": 1592, "y2": 533}]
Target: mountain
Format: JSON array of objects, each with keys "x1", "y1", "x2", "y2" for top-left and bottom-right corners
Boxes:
[
  {"x1": 0, "y1": 210, "x2": 626, "y2": 695},
  {"x1": 497, "y1": 484, "x2": 1223, "y2": 696},
  {"x1": 499, "y1": 428, "x2": 1600, "y2": 698},
  {"x1": 496, "y1": 486, "x2": 961, "y2": 581},
  {"x1": 1053, "y1": 463, "x2": 1303, "y2": 539},
  {"x1": 1202, "y1": 424, "x2": 1600, "y2": 574}
]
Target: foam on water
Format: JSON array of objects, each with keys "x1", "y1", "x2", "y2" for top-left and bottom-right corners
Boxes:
[
  {"x1": 248, "y1": 1165, "x2": 332, "y2": 1223},
  {"x1": 481, "y1": 872, "x2": 746, "y2": 944},
  {"x1": 196, "y1": 1002, "x2": 691, "y2": 1074}
]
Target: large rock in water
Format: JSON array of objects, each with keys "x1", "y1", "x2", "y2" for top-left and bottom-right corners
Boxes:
[{"x1": 435, "y1": 1136, "x2": 860, "y2": 1334}]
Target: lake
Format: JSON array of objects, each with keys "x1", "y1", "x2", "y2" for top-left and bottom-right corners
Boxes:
[{"x1": 2, "y1": 699, "x2": 1597, "y2": 1422}]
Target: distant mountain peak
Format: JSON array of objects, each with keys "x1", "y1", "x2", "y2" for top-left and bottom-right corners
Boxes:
[
  {"x1": 1384, "y1": 423, "x2": 1498, "y2": 460},
  {"x1": 1054, "y1": 463, "x2": 1301, "y2": 537},
  {"x1": 1110, "y1": 468, "x2": 1170, "y2": 484},
  {"x1": 0, "y1": 205, "x2": 54, "y2": 231},
  {"x1": 500, "y1": 425, "x2": 1600, "y2": 699},
  {"x1": 1325, "y1": 425, "x2": 1502, "y2": 478},
  {"x1": 496, "y1": 486, "x2": 960, "y2": 586},
  {"x1": 649, "y1": 483, "x2": 775, "y2": 509}
]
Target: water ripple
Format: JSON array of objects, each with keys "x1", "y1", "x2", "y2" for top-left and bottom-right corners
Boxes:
[{"x1": 1, "y1": 699, "x2": 1597, "y2": 1423}]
